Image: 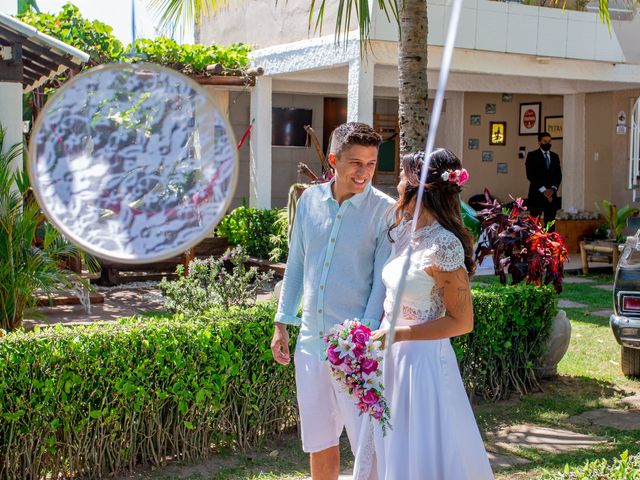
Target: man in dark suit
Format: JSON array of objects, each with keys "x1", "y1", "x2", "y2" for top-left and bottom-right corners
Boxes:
[{"x1": 526, "y1": 131, "x2": 562, "y2": 229}]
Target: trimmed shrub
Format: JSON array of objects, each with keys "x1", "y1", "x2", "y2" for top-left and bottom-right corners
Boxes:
[
  {"x1": 0, "y1": 285, "x2": 555, "y2": 477},
  {"x1": 0, "y1": 303, "x2": 295, "y2": 479},
  {"x1": 455, "y1": 283, "x2": 557, "y2": 400},
  {"x1": 541, "y1": 451, "x2": 640, "y2": 479}
]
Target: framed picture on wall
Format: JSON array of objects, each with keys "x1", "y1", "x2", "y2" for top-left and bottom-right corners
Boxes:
[
  {"x1": 544, "y1": 116, "x2": 563, "y2": 139},
  {"x1": 470, "y1": 115, "x2": 481, "y2": 126},
  {"x1": 485, "y1": 103, "x2": 496, "y2": 114},
  {"x1": 519, "y1": 102, "x2": 541, "y2": 135},
  {"x1": 468, "y1": 138, "x2": 480, "y2": 150},
  {"x1": 489, "y1": 122, "x2": 507, "y2": 145},
  {"x1": 482, "y1": 150, "x2": 493, "y2": 162},
  {"x1": 497, "y1": 162, "x2": 508, "y2": 174}
]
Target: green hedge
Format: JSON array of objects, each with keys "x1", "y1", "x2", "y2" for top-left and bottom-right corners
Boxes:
[
  {"x1": 541, "y1": 451, "x2": 640, "y2": 479},
  {"x1": 455, "y1": 284, "x2": 557, "y2": 400},
  {"x1": 0, "y1": 303, "x2": 295, "y2": 479},
  {"x1": 0, "y1": 286, "x2": 554, "y2": 478}
]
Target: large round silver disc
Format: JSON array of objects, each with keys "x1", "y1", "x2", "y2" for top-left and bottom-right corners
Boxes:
[{"x1": 28, "y1": 63, "x2": 238, "y2": 264}]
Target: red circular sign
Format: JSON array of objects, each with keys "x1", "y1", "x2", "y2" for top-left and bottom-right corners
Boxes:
[{"x1": 523, "y1": 109, "x2": 537, "y2": 129}]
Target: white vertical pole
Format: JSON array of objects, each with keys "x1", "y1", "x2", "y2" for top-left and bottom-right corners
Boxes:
[
  {"x1": 347, "y1": 58, "x2": 374, "y2": 126},
  {"x1": 249, "y1": 75, "x2": 272, "y2": 209},
  {"x1": 562, "y1": 93, "x2": 586, "y2": 210}
]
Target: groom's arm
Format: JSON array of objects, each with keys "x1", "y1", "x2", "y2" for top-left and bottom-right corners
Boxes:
[{"x1": 362, "y1": 215, "x2": 392, "y2": 330}]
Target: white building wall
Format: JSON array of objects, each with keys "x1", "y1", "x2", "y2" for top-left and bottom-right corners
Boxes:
[{"x1": 200, "y1": 0, "x2": 343, "y2": 49}]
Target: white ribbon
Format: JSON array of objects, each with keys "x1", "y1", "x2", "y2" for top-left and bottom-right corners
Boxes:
[{"x1": 384, "y1": 0, "x2": 464, "y2": 350}]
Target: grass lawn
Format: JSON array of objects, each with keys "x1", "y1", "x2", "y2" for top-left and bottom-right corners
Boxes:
[{"x1": 125, "y1": 273, "x2": 640, "y2": 480}]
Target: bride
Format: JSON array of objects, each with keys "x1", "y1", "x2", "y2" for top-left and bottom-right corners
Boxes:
[{"x1": 353, "y1": 149, "x2": 494, "y2": 480}]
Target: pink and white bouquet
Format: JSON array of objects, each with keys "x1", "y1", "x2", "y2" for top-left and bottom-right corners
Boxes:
[{"x1": 324, "y1": 319, "x2": 391, "y2": 434}]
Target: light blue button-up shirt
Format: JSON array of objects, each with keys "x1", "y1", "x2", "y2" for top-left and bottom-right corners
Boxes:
[{"x1": 275, "y1": 180, "x2": 395, "y2": 356}]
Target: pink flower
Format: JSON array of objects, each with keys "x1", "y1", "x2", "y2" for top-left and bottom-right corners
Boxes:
[
  {"x1": 356, "y1": 401, "x2": 369, "y2": 413},
  {"x1": 352, "y1": 344, "x2": 365, "y2": 358},
  {"x1": 457, "y1": 169, "x2": 469, "y2": 186},
  {"x1": 372, "y1": 409, "x2": 383, "y2": 420},
  {"x1": 327, "y1": 345, "x2": 344, "y2": 365},
  {"x1": 447, "y1": 169, "x2": 458, "y2": 183},
  {"x1": 361, "y1": 357, "x2": 378, "y2": 375},
  {"x1": 350, "y1": 325, "x2": 370, "y2": 346},
  {"x1": 362, "y1": 389, "x2": 380, "y2": 405}
]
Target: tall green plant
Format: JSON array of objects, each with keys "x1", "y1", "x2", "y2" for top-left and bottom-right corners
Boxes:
[
  {"x1": 0, "y1": 135, "x2": 89, "y2": 332},
  {"x1": 596, "y1": 199, "x2": 639, "y2": 243}
]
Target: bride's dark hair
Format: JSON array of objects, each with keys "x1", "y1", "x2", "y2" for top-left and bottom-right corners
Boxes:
[{"x1": 389, "y1": 149, "x2": 476, "y2": 276}]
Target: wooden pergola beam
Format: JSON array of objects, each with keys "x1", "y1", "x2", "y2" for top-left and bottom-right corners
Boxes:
[{"x1": 0, "y1": 24, "x2": 79, "y2": 71}]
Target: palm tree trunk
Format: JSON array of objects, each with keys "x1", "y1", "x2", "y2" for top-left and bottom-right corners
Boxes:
[{"x1": 398, "y1": 0, "x2": 428, "y2": 156}]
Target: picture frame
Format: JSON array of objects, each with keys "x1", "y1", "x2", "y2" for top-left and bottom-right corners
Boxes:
[
  {"x1": 468, "y1": 138, "x2": 480, "y2": 150},
  {"x1": 544, "y1": 115, "x2": 563, "y2": 140},
  {"x1": 481, "y1": 150, "x2": 493, "y2": 162},
  {"x1": 497, "y1": 162, "x2": 508, "y2": 174},
  {"x1": 470, "y1": 115, "x2": 481, "y2": 126},
  {"x1": 502, "y1": 93, "x2": 513, "y2": 102},
  {"x1": 519, "y1": 102, "x2": 541, "y2": 136},
  {"x1": 489, "y1": 121, "x2": 507, "y2": 146},
  {"x1": 485, "y1": 103, "x2": 496, "y2": 114}
]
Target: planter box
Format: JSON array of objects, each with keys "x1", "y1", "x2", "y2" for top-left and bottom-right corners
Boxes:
[{"x1": 555, "y1": 219, "x2": 603, "y2": 254}]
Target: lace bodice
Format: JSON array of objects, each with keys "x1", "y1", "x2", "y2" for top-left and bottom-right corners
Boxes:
[{"x1": 382, "y1": 221, "x2": 466, "y2": 325}]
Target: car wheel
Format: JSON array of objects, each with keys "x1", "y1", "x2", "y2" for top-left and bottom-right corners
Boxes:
[{"x1": 621, "y1": 346, "x2": 640, "y2": 377}]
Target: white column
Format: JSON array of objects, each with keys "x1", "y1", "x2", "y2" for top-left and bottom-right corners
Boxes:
[
  {"x1": 0, "y1": 83, "x2": 23, "y2": 174},
  {"x1": 249, "y1": 75, "x2": 272, "y2": 209},
  {"x1": 442, "y1": 91, "x2": 464, "y2": 157},
  {"x1": 562, "y1": 93, "x2": 586, "y2": 210},
  {"x1": 205, "y1": 88, "x2": 229, "y2": 117},
  {"x1": 347, "y1": 58, "x2": 374, "y2": 125}
]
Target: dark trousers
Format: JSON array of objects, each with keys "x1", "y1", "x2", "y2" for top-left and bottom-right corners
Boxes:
[{"x1": 528, "y1": 195, "x2": 558, "y2": 231}]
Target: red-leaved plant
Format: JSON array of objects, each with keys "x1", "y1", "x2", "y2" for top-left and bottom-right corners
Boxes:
[{"x1": 475, "y1": 191, "x2": 569, "y2": 293}]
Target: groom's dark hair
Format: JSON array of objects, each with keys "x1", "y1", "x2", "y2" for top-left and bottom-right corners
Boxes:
[{"x1": 328, "y1": 122, "x2": 382, "y2": 157}]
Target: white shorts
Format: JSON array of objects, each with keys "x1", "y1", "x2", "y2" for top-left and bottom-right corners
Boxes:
[{"x1": 294, "y1": 348, "x2": 363, "y2": 453}]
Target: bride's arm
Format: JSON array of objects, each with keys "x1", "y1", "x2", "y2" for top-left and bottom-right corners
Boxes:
[{"x1": 393, "y1": 266, "x2": 473, "y2": 342}]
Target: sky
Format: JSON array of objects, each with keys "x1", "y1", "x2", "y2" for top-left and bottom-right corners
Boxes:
[{"x1": 6, "y1": 0, "x2": 194, "y2": 44}]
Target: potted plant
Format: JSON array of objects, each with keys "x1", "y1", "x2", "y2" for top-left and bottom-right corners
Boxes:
[{"x1": 475, "y1": 193, "x2": 570, "y2": 377}]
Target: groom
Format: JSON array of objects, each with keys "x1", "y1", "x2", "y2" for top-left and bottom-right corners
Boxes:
[{"x1": 271, "y1": 122, "x2": 394, "y2": 479}]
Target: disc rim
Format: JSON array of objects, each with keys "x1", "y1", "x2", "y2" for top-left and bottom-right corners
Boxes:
[{"x1": 27, "y1": 62, "x2": 239, "y2": 265}]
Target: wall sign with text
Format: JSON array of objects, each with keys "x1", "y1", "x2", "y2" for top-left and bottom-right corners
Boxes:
[
  {"x1": 544, "y1": 116, "x2": 563, "y2": 140},
  {"x1": 519, "y1": 102, "x2": 541, "y2": 136}
]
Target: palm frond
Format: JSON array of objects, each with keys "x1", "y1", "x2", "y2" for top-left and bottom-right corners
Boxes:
[
  {"x1": 309, "y1": 0, "x2": 400, "y2": 47},
  {"x1": 147, "y1": 0, "x2": 229, "y2": 36}
]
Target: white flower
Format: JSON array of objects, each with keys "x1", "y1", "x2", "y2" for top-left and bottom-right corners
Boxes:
[
  {"x1": 366, "y1": 338, "x2": 382, "y2": 353},
  {"x1": 362, "y1": 371, "x2": 382, "y2": 392},
  {"x1": 441, "y1": 171, "x2": 450, "y2": 181},
  {"x1": 335, "y1": 335, "x2": 357, "y2": 359}
]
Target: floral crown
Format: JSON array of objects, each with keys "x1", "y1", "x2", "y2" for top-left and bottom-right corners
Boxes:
[{"x1": 440, "y1": 168, "x2": 469, "y2": 186}]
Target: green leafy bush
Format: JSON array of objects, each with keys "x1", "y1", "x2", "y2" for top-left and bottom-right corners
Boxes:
[
  {"x1": 217, "y1": 206, "x2": 289, "y2": 262},
  {"x1": 18, "y1": 4, "x2": 126, "y2": 66},
  {"x1": 455, "y1": 283, "x2": 557, "y2": 400},
  {"x1": 159, "y1": 247, "x2": 273, "y2": 314},
  {"x1": 0, "y1": 303, "x2": 296, "y2": 478},
  {"x1": 17, "y1": 5, "x2": 251, "y2": 74},
  {"x1": 541, "y1": 451, "x2": 640, "y2": 479},
  {"x1": 131, "y1": 38, "x2": 250, "y2": 74}
]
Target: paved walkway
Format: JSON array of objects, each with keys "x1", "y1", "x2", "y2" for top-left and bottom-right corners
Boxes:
[{"x1": 24, "y1": 283, "x2": 165, "y2": 330}]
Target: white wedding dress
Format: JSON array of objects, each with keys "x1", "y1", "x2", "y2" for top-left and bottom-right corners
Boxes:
[{"x1": 353, "y1": 221, "x2": 494, "y2": 480}]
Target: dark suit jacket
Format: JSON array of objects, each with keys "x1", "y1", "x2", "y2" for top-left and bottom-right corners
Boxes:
[{"x1": 526, "y1": 148, "x2": 562, "y2": 207}]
